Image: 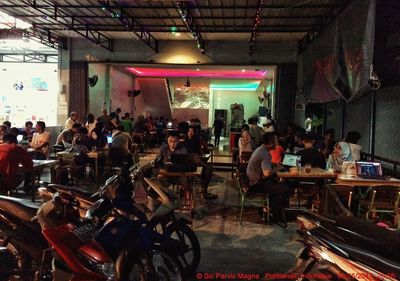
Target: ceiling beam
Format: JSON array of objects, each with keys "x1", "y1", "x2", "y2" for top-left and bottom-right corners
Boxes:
[
  {"x1": 32, "y1": 23, "x2": 319, "y2": 29},
  {"x1": 34, "y1": 26, "x2": 315, "y2": 32},
  {"x1": 98, "y1": 1, "x2": 158, "y2": 52},
  {"x1": 176, "y1": 1, "x2": 205, "y2": 54},
  {"x1": 13, "y1": 14, "x2": 325, "y2": 20},
  {"x1": 298, "y1": 0, "x2": 352, "y2": 53},
  {"x1": 14, "y1": 0, "x2": 113, "y2": 51},
  {"x1": 0, "y1": 4, "x2": 340, "y2": 9},
  {"x1": 25, "y1": 28, "x2": 67, "y2": 50}
]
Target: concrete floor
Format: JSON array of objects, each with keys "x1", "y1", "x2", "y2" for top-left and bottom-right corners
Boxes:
[
  {"x1": 186, "y1": 172, "x2": 303, "y2": 280},
  {"x1": 10, "y1": 147, "x2": 303, "y2": 280}
]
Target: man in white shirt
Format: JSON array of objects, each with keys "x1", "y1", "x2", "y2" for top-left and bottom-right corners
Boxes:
[
  {"x1": 65, "y1": 112, "x2": 77, "y2": 129},
  {"x1": 30, "y1": 121, "x2": 51, "y2": 159}
]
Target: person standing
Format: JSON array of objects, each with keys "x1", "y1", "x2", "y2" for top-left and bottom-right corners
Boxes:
[
  {"x1": 121, "y1": 113, "x2": 133, "y2": 133},
  {"x1": 65, "y1": 112, "x2": 77, "y2": 130},
  {"x1": 98, "y1": 108, "x2": 113, "y2": 132},
  {"x1": 213, "y1": 116, "x2": 224, "y2": 148}
]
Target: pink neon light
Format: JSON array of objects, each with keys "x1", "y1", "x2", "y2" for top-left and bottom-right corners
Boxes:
[{"x1": 126, "y1": 67, "x2": 267, "y2": 79}]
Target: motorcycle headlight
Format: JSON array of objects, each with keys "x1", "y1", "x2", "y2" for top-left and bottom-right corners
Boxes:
[
  {"x1": 99, "y1": 262, "x2": 117, "y2": 281},
  {"x1": 76, "y1": 253, "x2": 117, "y2": 280}
]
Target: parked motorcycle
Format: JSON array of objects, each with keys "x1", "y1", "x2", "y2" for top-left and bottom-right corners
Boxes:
[
  {"x1": 39, "y1": 162, "x2": 201, "y2": 275},
  {"x1": 0, "y1": 194, "x2": 117, "y2": 280},
  {"x1": 0, "y1": 189, "x2": 183, "y2": 280},
  {"x1": 294, "y1": 210, "x2": 400, "y2": 281}
]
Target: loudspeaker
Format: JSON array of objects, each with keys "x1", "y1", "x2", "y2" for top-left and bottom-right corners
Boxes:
[{"x1": 128, "y1": 90, "x2": 141, "y2": 97}]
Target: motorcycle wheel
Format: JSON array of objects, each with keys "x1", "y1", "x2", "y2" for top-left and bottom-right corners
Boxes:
[
  {"x1": 164, "y1": 222, "x2": 200, "y2": 275},
  {"x1": 0, "y1": 232, "x2": 33, "y2": 281},
  {"x1": 123, "y1": 250, "x2": 182, "y2": 281}
]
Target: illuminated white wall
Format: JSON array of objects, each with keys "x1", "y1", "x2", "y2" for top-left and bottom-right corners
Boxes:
[
  {"x1": 212, "y1": 89, "x2": 261, "y2": 128},
  {"x1": 0, "y1": 63, "x2": 58, "y2": 127}
]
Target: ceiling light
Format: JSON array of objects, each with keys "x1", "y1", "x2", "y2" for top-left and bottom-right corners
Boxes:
[{"x1": 174, "y1": 32, "x2": 181, "y2": 37}]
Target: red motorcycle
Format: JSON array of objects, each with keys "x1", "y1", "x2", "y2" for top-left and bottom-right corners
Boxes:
[
  {"x1": 0, "y1": 191, "x2": 172, "y2": 280},
  {"x1": 0, "y1": 193, "x2": 116, "y2": 280}
]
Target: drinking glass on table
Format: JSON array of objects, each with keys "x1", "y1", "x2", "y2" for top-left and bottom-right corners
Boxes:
[{"x1": 305, "y1": 164, "x2": 312, "y2": 173}]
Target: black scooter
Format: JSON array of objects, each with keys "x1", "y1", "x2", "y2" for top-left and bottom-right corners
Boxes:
[{"x1": 294, "y1": 211, "x2": 400, "y2": 281}]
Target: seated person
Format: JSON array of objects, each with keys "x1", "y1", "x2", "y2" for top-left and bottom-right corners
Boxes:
[
  {"x1": 344, "y1": 131, "x2": 362, "y2": 161},
  {"x1": 158, "y1": 131, "x2": 217, "y2": 200},
  {"x1": 90, "y1": 122, "x2": 108, "y2": 150},
  {"x1": 296, "y1": 132, "x2": 326, "y2": 169},
  {"x1": 56, "y1": 123, "x2": 81, "y2": 148},
  {"x1": 246, "y1": 132, "x2": 290, "y2": 228},
  {"x1": 269, "y1": 135, "x2": 285, "y2": 164},
  {"x1": 73, "y1": 127, "x2": 92, "y2": 153},
  {"x1": 109, "y1": 124, "x2": 133, "y2": 166},
  {"x1": 326, "y1": 142, "x2": 352, "y2": 172},
  {"x1": 30, "y1": 121, "x2": 51, "y2": 159},
  {"x1": 0, "y1": 125, "x2": 7, "y2": 144},
  {"x1": 184, "y1": 125, "x2": 203, "y2": 155},
  {"x1": 289, "y1": 128, "x2": 306, "y2": 154},
  {"x1": 21, "y1": 121, "x2": 35, "y2": 142},
  {"x1": 238, "y1": 129, "x2": 255, "y2": 163},
  {"x1": 0, "y1": 133, "x2": 33, "y2": 193}
]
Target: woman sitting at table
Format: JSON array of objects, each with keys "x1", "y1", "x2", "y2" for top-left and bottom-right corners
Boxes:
[
  {"x1": 238, "y1": 129, "x2": 255, "y2": 163},
  {"x1": 326, "y1": 142, "x2": 352, "y2": 173}
]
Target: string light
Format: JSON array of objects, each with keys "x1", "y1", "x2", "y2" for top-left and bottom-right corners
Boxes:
[
  {"x1": 249, "y1": 0, "x2": 264, "y2": 54},
  {"x1": 176, "y1": 1, "x2": 204, "y2": 54}
]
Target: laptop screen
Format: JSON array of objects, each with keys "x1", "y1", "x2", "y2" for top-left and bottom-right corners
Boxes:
[
  {"x1": 106, "y1": 135, "x2": 113, "y2": 144},
  {"x1": 282, "y1": 154, "x2": 301, "y2": 167},
  {"x1": 356, "y1": 161, "x2": 382, "y2": 176}
]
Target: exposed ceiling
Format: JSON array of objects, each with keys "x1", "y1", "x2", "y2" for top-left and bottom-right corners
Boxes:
[{"x1": 0, "y1": 0, "x2": 351, "y2": 54}]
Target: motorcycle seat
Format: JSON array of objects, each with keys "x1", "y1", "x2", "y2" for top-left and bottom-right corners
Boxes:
[
  {"x1": 0, "y1": 195, "x2": 40, "y2": 222},
  {"x1": 313, "y1": 214, "x2": 400, "y2": 277},
  {"x1": 47, "y1": 184, "x2": 95, "y2": 202}
]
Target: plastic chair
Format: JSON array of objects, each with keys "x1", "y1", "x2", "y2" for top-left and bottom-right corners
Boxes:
[
  {"x1": 234, "y1": 166, "x2": 269, "y2": 226},
  {"x1": 360, "y1": 185, "x2": 400, "y2": 226}
]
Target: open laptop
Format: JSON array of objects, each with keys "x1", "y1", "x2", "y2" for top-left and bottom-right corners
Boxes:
[
  {"x1": 355, "y1": 161, "x2": 386, "y2": 180},
  {"x1": 106, "y1": 135, "x2": 113, "y2": 145},
  {"x1": 165, "y1": 153, "x2": 197, "y2": 173},
  {"x1": 281, "y1": 154, "x2": 301, "y2": 171}
]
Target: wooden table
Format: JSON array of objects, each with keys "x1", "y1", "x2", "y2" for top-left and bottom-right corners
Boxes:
[
  {"x1": 336, "y1": 175, "x2": 400, "y2": 187},
  {"x1": 57, "y1": 151, "x2": 105, "y2": 187},
  {"x1": 277, "y1": 168, "x2": 337, "y2": 211},
  {"x1": 277, "y1": 167, "x2": 337, "y2": 180},
  {"x1": 87, "y1": 151, "x2": 105, "y2": 187},
  {"x1": 19, "y1": 160, "x2": 57, "y2": 201},
  {"x1": 158, "y1": 167, "x2": 202, "y2": 213}
]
